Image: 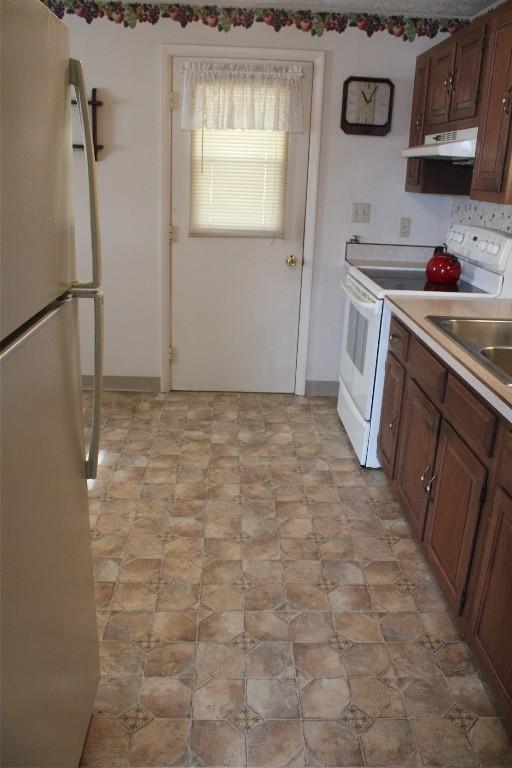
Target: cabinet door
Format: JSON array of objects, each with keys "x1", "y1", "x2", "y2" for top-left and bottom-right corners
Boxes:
[
  {"x1": 406, "y1": 55, "x2": 430, "y2": 190},
  {"x1": 450, "y1": 21, "x2": 486, "y2": 121},
  {"x1": 395, "y1": 379, "x2": 440, "y2": 539},
  {"x1": 424, "y1": 422, "x2": 487, "y2": 614},
  {"x1": 471, "y1": 487, "x2": 512, "y2": 716},
  {"x1": 499, "y1": 428, "x2": 512, "y2": 497},
  {"x1": 472, "y1": 7, "x2": 512, "y2": 195},
  {"x1": 377, "y1": 353, "x2": 405, "y2": 480},
  {"x1": 426, "y1": 40, "x2": 456, "y2": 127}
]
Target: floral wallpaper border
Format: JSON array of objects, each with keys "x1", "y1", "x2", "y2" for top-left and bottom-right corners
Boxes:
[{"x1": 43, "y1": 1, "x2": 468, "y2": 39}]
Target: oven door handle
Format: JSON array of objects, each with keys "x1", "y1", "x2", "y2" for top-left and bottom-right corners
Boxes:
[{"x1": 342, "y1": 280, "x2": 381, "y2": 315}]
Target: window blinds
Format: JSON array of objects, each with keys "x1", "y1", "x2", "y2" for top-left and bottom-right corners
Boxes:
[{"x1": 189, "y1": 128, "x2": 288, "y2": 237}]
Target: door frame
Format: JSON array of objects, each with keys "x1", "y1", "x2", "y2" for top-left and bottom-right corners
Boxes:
[{"x1": 159, "y1": 43, "x2": 325, "y2": 394}]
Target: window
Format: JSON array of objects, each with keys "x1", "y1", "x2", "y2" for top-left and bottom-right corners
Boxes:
[{"x1": 189, "y1": 128, "x2": 288, "y2": 237}]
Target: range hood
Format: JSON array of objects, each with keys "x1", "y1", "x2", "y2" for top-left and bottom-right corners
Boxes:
[{"x1": 402, "y1": 127, "x2": 478, "y2": 161}]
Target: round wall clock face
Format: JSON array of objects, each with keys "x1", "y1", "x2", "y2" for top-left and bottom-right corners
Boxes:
[{"x1": 341, "y1": 77, "x2": 394, "y2": 136}]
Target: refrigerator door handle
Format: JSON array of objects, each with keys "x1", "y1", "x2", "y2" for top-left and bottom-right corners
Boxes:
[
  {"x1": 71, "y1": 288, "x2": 104, "y2": 479},
  {"x1": 69, "y1": 59, "x2": 102, "y2": 290}
]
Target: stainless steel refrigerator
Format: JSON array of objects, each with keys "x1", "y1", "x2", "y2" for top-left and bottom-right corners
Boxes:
[{"x1": 1, "y1": 1, "x2": 103, "y2": 765}]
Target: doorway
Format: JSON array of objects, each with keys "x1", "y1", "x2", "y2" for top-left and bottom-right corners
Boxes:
[{"x1": 160, "y1": 46, "x2": 325, "y2": 394}]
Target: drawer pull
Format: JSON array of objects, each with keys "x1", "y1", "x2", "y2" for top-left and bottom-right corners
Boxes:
[
  {"x1": 420, "y1": 465, "x2": 430, "y2": 486},
  {"x1": 426, "y1": 472, "x2": 437, "y2": 495}
]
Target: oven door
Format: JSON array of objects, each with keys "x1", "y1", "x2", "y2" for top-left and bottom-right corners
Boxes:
[{"x1": 339, "y1": 276, "x2": 383, "y2": 420}]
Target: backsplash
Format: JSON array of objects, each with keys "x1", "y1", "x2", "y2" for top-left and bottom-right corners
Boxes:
[{"x1": 451, "y1": 198, "x2": 512, "y2": 235}]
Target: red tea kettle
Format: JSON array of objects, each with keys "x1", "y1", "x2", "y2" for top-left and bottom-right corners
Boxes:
[{"x1": 426, "y1": 244, "x2": 461, "y2": 285}]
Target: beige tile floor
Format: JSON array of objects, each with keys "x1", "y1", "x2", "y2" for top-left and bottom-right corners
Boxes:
[{"x1": 80, "y1": 391, "x2": 512, "y2": 768}]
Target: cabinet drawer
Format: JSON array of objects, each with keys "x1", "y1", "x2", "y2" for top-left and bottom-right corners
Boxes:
[
  {"x1": 409, "y1": 338, "x2": 447, "y2": 403},
  {"x1": 388, "y1": 318, "x2": 410, "y2": 363},
  {"x1": 499, "y1": 429, "x2": 512, "y2": 495},
  {"x1": 445, "y1": 374, "x2": 498, "y2": 459}
]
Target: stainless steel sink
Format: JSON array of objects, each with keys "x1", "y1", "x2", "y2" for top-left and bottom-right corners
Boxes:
[
  {"x1": 480, "y1": 347, "x2": 512, "y2": 378},
  {"x1": 427, "y1": 316, "x2": 512, "y2": 386}
]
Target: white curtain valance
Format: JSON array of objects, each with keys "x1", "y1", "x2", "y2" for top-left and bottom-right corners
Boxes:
[{"x1": 180, "y1": 61, "x2": 304, "y2": 133}]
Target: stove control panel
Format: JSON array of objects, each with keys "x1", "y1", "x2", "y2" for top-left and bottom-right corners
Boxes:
[{"x1": 446, "y1": 225, "x2": 512, "y2": 273}]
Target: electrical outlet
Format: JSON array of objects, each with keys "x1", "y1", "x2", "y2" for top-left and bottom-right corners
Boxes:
[
  {"x1": 399, "y1": 217, "x2": 411, "y2": 238},
  {"x1": 352, "y1": 203, "x2": 371, "y2": 224}
]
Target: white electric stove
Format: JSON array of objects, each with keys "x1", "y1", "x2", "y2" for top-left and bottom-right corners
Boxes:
[{"x1": 337, "y1": 225, "x2": 512, "y2": 467}]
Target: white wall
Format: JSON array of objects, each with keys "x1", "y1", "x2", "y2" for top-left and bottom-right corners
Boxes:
[{"x1": 67, "y1": 16, "x2": 453, "y2": 385}]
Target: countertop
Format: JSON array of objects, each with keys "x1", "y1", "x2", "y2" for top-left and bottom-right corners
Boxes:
[{"x1": 386, "y1": 295, "x2": 512, "y2": 422}]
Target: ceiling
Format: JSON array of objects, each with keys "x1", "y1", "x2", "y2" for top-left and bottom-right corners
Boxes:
[{"x1": 157, "y1": 0, "x2": 498, "y2": 18}]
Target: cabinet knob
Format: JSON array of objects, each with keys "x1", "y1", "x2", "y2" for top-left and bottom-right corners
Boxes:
[{"x1": 388, "y1": 415, "x2": 398, "y2": 432}]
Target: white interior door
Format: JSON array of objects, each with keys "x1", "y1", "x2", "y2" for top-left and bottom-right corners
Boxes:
[{"x1": 170, "y1": 56, "x2": 312, "y2": 393}]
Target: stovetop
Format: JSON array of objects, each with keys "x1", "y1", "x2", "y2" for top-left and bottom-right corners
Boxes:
[{"x1": 358, "y1": 267, "x2": 487, "y2": 294}]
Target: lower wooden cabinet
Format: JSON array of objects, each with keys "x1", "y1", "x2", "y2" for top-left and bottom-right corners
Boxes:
[
  {"x1": 395, "y1": 379, "x2": 440, "y2": 540},
  {"x1": 471, "y1": 487, "x2": 512, "y2": 721},
  {"x1": 499, "y1": 428, "x2": 512, "y2": 496},
  {"x1": 377, "y1": 353, "x2": 404, "y2": 478},
  {"x1": 379, "y1": 314, "x2": 512, "y2": 729},
  {"x1": 424, "y1": 422, "x2": 487, "y2": 614}
]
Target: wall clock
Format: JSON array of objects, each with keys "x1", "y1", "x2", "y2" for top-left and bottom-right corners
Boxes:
[{"x1": 341, "y1": 76, "x2": 394, "y2": 136}]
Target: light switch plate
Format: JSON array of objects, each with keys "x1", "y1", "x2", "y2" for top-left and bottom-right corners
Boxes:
[{"x1": 352, "y1": 203, "x2": 371, "y2": 224}]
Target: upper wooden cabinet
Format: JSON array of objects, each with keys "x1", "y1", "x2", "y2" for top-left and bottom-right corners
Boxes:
[
  {"x1": 404, "y1": 4, "x2": 512, "y2": 199},
  {"x1": 471, "y1": 2, "x2": 512, "y2": 202},
  {"x1": 451, "y1": 21, "x2": 487, "y2": 121},
  {"x1": 426, "y1": 39, "x2": 456, "y2": 127},
  {"x1": 425, "y1": 20, "x2": 486, "y2": 129},
  {"x1": 405, "y1": 22, "x2": 487, "y2": 195},
  {"x1": 405, "y1": 55, "x2": 430, "y2": 190}
]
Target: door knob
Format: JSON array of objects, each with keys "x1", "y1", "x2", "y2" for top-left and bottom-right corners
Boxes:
[{"x1": 286, "y1": 255, "x2": 297, "y2": 267}]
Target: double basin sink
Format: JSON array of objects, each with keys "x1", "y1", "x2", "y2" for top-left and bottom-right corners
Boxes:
[{"x1": 427, "y1": 317, "x2": 512, "y2": 386}]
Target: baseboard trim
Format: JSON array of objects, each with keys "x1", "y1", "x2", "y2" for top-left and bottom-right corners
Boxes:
[
  {"x1": 305, "y1": 379, "x2": 339, "y2": 397},
  {"x1": 82, "y1": 375, "x2": 162, "y2": 392}
]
